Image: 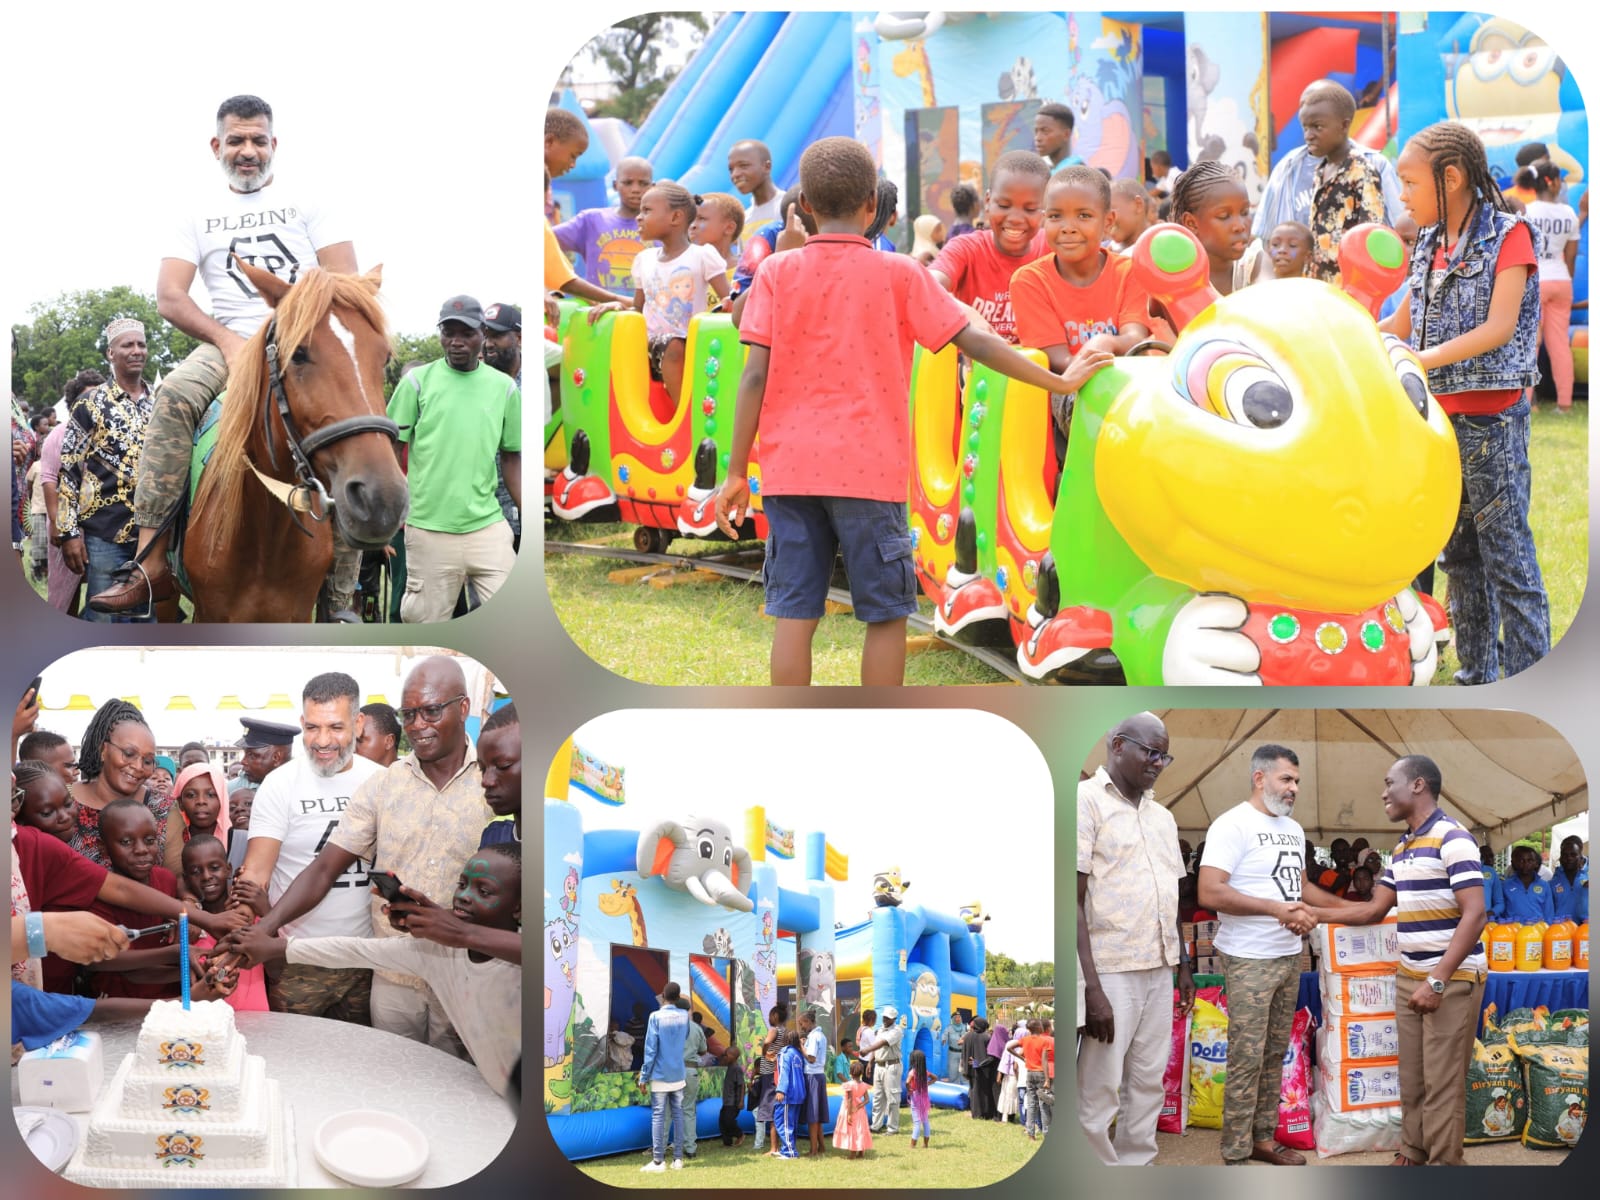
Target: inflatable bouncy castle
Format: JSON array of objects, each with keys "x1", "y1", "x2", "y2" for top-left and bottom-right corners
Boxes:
[{"x1": 544, "y1": 785, "x2": 987, "y2": 1160}]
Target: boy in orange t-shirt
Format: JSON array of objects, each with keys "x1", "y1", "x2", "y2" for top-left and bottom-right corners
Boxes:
[
  {"x1": 1011, "y1": 166, "x2": 1154, "y2": 440},
  {"x1": 716, "y1": 138, "x2": 1111, "y2": 686}
]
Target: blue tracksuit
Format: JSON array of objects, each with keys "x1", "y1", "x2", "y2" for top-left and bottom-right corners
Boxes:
[
  {"x1": 774, "y1": 1046, "x2": 806, "y2": 1158},
  {"x1": 1502, "y1": 874, "x2": 1555, "y2": 923},
  {"x1": 1551, "y1": 861, "x2": 1588, "y2": 922}
]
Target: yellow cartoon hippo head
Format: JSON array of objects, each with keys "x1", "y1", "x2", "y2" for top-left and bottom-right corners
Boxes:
[{"x1": 1098, "y1": 227, "x2": 1460, "y2": 614}]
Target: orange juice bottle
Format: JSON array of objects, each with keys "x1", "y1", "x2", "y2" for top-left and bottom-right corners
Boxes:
[
  {"x1": 1542, "y1": 919, "x2": 1574, "y2": 971},
  {"x1": 1575, "y1": 922, "x2": 1589, "y2": 971},
  {"x1": 1515, "y1": 922, "x2": 1544, "y2": 971},
  {"x1": 1487, "y1": 923, "x2": 1517, "y2": 971}
]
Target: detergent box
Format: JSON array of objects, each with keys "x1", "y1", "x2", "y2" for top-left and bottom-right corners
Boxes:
[{"x1": 1313, "y1": 918, "x2": 1398, "y2": 974}]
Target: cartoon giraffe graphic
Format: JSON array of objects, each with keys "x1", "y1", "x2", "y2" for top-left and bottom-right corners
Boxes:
[
  {"x1": 892, "y1": 38, "x2": 936, "y2": 107},
  {"x1": 597, "y1": 880, "x2": 648, "y2": 946}
]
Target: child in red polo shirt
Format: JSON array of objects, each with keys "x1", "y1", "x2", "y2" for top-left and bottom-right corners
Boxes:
[{"x1": 715, "y1": 137, "x2": 1111, "y2": 686}]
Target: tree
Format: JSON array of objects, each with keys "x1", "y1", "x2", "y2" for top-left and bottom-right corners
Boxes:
[
  {"x1": 385, "y1": 331, "x2": 443, "y2": 398},
  {"x1": 583, "y1": 13, "x2": 711, "y2": 127},
  {"x1": 11, "y1": 288, "x2": 199, "y2": 406}
]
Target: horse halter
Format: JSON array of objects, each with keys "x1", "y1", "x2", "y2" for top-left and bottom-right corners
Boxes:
[{"x1": 260, "y1": 316, "x2": 400, "y2": 537}]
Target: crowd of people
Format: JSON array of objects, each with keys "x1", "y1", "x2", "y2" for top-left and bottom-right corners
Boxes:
[
  {"x1": 10, "y1": 93, "x2": 521, "y2": 623},
  {"x1": 629, "y1": 991, "x2": 1054, "y2": 1171},
  {"x1": 1077, "y1": 712, "x2": 1587, "y2": 1167},
  {"x1": 545, "y1": 75, "x2": 1578, "y2": 686},
  {"x1": 9, "y1": 656, "x2": 523, "y2": 1098}
]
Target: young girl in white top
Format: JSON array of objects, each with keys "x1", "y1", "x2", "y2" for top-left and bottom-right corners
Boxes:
[
  {"x1": 1521, "y1": 160, "x2": 1581, "y2": 411},
  {"x1": 588, "y1": 182, "x2": 730, "y2": 406}
]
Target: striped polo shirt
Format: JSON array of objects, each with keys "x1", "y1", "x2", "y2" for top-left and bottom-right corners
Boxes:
[{"x1": 1380, "y1": 807, "x2": 1486, "y2": 981}]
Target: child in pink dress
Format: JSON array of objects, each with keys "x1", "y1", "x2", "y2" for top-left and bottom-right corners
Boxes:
[
  {"x1": 833, "y1": 1059, "x2": 874, "y2": 1158},
  {"x1": 906, "y1": 1048, "x2": 933, "y2": 1147}
]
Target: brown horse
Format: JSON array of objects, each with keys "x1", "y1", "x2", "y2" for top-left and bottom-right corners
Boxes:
[{"x1": 186, "y1": 260, "x2": 408, "y2": 621}]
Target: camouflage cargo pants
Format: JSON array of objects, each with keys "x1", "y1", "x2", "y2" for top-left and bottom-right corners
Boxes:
[
  {"x1": 266, "y1": 961, "x2": 373, "y2": 1024},
  {"x1": 1218, "y1": 950, "x2": 1301, "y2": 1162},
  {"x1": 133, "y1": 342, "x2": 228, "y2": 527}
]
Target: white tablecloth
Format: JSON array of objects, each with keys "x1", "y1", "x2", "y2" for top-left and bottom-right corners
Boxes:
[{"x1": 14, "y1": 1011, "x2": 514, "y2": 1187}]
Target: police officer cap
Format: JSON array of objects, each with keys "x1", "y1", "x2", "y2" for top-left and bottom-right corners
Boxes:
[{"x1": 236, "y1": 718, "x2": 300, "y2": 748}]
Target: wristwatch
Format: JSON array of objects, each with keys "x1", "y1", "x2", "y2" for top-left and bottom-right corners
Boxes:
[{"x1": 1428, "y1": 976, "x2": 1446, "y2": 995}]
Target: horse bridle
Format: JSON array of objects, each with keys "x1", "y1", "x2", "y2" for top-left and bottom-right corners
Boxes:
[{"x1": 260, "y1": 316, "x2": 400, "y2": 537}]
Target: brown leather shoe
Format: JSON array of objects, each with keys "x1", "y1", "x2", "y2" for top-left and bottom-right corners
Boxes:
[{"x1": 88, "y1": 565, "x2": 175, "y2": 613}]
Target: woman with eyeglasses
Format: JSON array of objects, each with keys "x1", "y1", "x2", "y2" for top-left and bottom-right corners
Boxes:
[{"x1": 65, "y1": 698, "x2": 183, "y2": 876}]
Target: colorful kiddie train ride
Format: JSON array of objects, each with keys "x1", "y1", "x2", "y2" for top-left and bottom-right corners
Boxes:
[
  {"x1": 549, "y1": 222, "x2": 1460, "y2": 685},
  {"x1": 544, "y1": 794, "x2": 988, "y2": 1160}
]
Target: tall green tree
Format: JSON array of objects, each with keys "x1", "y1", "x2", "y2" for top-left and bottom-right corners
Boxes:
[
  {"x1": 11, "y1": 288, "x2": 199, "y2": 406},
  {"x1": 583, "y1": 13, "x2": 711, "y2": 127}
]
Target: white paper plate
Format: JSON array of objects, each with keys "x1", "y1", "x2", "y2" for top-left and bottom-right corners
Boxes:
[
  {"x1": 313, "y1": 1109, "x2": 429, "y2": 1187},
  {"x1": 15, "y1": 1107, "x2": 79, "y2": 1173}
]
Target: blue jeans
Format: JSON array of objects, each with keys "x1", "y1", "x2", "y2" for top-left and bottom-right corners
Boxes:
[
  {"x1": 83, "y1": 535, "x2": 155, "y2": 623},
  {"x1": 649, "y1": 1087, "x2": 684, "y2": 1164},
  {"x1": 1438, "y1": 397, "x2": 1550, "y2": 683}
]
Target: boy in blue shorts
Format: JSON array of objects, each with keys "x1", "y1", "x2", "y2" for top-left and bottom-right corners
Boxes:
[{"x1": 715, "y1": 136, "x2": 1111, "y2": 685}]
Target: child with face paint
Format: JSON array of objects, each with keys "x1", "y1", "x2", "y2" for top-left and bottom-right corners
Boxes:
[{"x1": 217, "y1": 845, "x2": 523, "y2": 1095}]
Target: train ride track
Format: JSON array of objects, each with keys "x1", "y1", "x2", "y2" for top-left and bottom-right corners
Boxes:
[{"x1": 545, "y1": 537, "x2": 1125, "y2": 685}]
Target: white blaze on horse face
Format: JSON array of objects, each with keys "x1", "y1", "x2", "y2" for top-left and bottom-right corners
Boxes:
[{"x1": 328, "y1": 314, "x2": 382, "y2": 415}]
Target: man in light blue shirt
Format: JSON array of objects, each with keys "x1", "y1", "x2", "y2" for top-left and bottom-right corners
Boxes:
[
  {"x1": 639, "y1": 982, "x2": 691, "y2": 1172},
  {"x1": 1551, "y1": 836, "x2": 1588, "y2": 922},
  {"x1": 799, "y1": 1008, "x2": 830, "y2": 1155},
  {"x1": 1479, "y1": 844, "x2": 1506, "y2": 920},
  {"x1": 1501, "y1": 845, "x2": 1555, "y2": 924}
]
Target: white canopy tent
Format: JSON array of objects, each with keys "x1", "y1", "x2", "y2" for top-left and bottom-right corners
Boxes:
[
  {"x1": 1082, "y1": 709, "x2": 1588, "y2": 850},
  {"x1": 32, "y1": 647, "x2": 498, "y2": 754}
]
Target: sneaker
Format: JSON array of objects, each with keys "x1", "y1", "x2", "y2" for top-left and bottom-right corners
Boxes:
[
  {"x1": 640, "y1": 1161, "x2": 666, "y2": 1173},
  {"x1": 670, "y1": 1159, "x2": 684, "y2": 1170}
]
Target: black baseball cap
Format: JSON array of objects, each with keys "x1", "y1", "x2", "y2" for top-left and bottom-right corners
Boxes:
[
  {"x1": 483, "y1": 303, "x2": 521, "y2": 333},
  {"x1": 437, "y1": 295, "x2": 485, "y2": 329}
]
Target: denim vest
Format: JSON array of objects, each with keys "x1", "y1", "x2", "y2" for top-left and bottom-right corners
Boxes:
[{"x1": 1407, "y1": 204, "x2": 1542, "y2": 394}]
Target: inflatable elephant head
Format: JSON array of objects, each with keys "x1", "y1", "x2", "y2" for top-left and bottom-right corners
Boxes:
[{"x1": 637, "y1": 817, "x2": 755, "y2": 912}]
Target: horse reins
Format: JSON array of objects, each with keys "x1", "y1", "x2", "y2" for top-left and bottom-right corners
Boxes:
[{"x1": 258, "y1": 315, "x2": 400, "y2": 537}]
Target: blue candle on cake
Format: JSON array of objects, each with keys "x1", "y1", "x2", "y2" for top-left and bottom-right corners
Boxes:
[{"x1": 179, "y1": 912, "x2": 190, "y2": 1009}]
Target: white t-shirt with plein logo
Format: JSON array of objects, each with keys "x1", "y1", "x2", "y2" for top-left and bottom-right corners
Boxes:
[
  {"x1": 1201, "y1": 801, "x2": 1306, "y2": 959},
  {"x1": 247, "y1": 752, "x2": 383, "y2": 939},
  {"x1": 170, "y1": 184, "x2": 350, "y2": 337}
]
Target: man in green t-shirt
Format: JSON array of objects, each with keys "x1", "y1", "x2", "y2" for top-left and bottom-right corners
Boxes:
[{"x1": 387, "y1": 295, "x2": 521, "y2": 622}]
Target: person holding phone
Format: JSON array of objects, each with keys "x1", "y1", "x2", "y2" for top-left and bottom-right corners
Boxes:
[{"x1": 224, "y1": 656, "x2": 492, "y2": 1052}]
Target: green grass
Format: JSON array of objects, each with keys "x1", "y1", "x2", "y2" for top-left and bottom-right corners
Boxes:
[
  {"x1": 544, "y1": 521, "x2": 1009, "y2": 686},
  {"x1": 1432, "y1": 402, "x2": 1588, "y2": 683},
  {"x1": 573, "y1": 1108, "x2": 1042, "y2": 1189},
  {"x1": 546, "y1": 404, "x2": 1587, "y2": 687}
]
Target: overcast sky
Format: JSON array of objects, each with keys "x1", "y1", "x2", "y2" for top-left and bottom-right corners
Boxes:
[
  {"x1": 3, "y1": 3, "x2": 529, "y2": 339},
  {"x1": 562, "y1": 709, "x2": 1056, "y2": 961}
]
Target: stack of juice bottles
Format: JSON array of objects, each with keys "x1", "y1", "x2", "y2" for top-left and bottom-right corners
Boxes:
[{"x1": 1484, "y1": 920, "x2": 1588, "y2": 971}]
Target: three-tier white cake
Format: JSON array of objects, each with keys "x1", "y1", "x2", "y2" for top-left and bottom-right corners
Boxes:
[{"x1": 65, "y1": 999, "x2": 294, "y2": 1187}]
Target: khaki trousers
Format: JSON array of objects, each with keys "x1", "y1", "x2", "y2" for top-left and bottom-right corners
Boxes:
[
  {"x1": 399, "y1": 520, "x2": 514, "y2": 623},
  {"x1": 1075, "y1": 964, "x2": 1172, "y2": 1165},
  {"x1": 1394, "y1": 970, "x2": 1487, "y2": 1165}
]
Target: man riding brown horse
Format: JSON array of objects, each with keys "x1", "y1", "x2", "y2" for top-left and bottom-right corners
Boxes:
[{"x1": 92, "y1": 93, "x2": 362, "y2": 618}]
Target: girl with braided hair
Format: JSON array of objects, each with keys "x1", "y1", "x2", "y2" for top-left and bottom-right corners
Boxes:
[
  {"x1": 13, "y1": 760, "x2": 77, "y2": 844},
  {"x1": 67, "y1": 698, "x2": 184, "y2": 875},
  {"x1": 1169, "y1": 161, "x2": 1266, "y2": 295},
  {"x1": 1379, "y1": 120, "x2": 1549, "y2": 683}
]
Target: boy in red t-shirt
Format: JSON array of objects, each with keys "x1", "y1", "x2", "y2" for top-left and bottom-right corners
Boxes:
[
  {"x1": 1011, "y1": 166, "x2": 1154, "y2": 438},
  {"x1": 78, "y1": 800, "x2": 183, "y2": 999},
  {"x1": 929, "y1": 150, "x2": 1052, "y2": 343},
  {"x1": 716, "y1": 137, "x2": 1111, "y2": 686}
]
